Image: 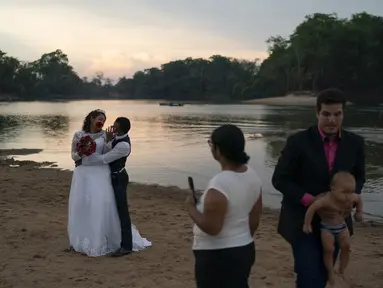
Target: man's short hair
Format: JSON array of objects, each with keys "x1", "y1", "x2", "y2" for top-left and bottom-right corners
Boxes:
[
  {"x1": 316, "y1": 88, "x2": 346, "y2": 112},
  {"x1": 115, "y1": 117, "x2": 131, "y2": 134}
]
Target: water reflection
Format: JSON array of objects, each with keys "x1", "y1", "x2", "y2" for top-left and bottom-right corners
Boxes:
[
  {"x1": 261, "y1": 106, "x2": 383, "y2": 129},
  {"x1": 265, "y1": 139, "x2": 285, "y2": 163},
  {"x1": 0, "y1": 100, "x2": 382, "y2": 218},
  {"x1": 40, "y1": 115, "x2": 69, "y2": 136},
  {"x1": 265, "y1": 137, "x2": 381, "y2": 188},
  {"x1": 0, "y1": 114, "x2": 68, "y2": 138}
]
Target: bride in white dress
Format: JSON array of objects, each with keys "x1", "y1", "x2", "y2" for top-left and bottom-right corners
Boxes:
[{"x1": 67, "y1": 109, "x2": 151, "y2": 257}]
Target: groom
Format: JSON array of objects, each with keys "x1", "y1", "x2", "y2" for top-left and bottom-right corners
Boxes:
[{"x1": 81, "y1": 117, "x2": 133, "y2": 257}]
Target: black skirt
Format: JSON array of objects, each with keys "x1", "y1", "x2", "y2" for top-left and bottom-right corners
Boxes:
[{"x1": 193, "y1": 241, "x2": 255, "y2": 288}]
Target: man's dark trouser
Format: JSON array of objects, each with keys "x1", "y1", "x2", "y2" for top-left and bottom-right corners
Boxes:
[
  {"x1": 292, "y1": 232, "x2": 339, "y2": 288},
  {"x1": 111, "y1": 170, "x2": 133, "y2": 251}
]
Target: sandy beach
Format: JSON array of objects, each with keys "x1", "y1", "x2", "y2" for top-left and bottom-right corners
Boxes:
[
  {"x1": 244, "y1": 95, "x2": 317, "y2": 106},
  {"x1": 243, "y1": 94, "x2": 355, "y2": 106},
  {"x1": 1, "y1": 155, "x2": 383, "y2": 288}
]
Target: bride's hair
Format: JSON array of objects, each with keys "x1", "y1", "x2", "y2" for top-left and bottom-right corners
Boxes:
[{"x1": 82, "y1": 110, "x2": 106, "y2": 132}]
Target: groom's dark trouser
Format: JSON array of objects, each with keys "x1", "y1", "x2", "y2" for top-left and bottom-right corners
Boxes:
[
  {"x1": 111, "y1": 170, "x2": 133, "y2": 251},
  {"x1": 292, "y1": 232, "x2": 339, "y2": 288}
]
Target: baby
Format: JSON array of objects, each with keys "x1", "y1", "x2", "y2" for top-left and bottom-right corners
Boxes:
[{"x1": 303, "y1": 171, "x2": 363, "y2": 287}]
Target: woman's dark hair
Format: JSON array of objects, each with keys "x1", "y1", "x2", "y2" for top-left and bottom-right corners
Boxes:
[
  {"x1": 211, "y1": 124, "x2": 250, "y2": 165},
  {"x1": 82, "y1": 110, "x2": 106, "y2": 132}
]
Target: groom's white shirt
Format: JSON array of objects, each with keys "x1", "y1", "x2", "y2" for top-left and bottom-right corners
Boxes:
[{"x1": 81, "y1": 133, "x2": 131, "y2": 166}]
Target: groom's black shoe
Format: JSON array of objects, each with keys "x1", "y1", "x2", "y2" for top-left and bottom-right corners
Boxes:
[{"x1": 110, "y1": 248, "x2": 132, "y2": 257}]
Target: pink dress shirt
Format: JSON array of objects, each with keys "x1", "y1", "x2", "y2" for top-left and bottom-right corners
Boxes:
[{"x1": 300, "y1": 126, "x2": 340, "y2": 206}]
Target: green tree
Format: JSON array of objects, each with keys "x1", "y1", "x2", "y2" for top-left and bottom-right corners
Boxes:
[{"x1": 1, "y1": 12, "x2": 383, "y2": 104}]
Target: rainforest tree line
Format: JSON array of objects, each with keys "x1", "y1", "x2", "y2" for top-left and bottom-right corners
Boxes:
[{"x1": 0, "y1": 12, "x2": 382, "y2": 104}]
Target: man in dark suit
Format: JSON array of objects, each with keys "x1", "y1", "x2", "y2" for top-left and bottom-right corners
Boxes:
[{"x1": 272, "y1": 88, "x2": 365, "y2": 288}]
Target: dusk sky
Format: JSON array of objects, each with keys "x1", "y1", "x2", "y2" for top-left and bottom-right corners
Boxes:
[{"x1": 0, "y1": 0, "x2": 382, "y2": 80}]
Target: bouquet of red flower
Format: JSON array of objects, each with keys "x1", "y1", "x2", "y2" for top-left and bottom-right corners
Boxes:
[{"x1": 76, "y1": 135, "x2": 96, "y2": 156}]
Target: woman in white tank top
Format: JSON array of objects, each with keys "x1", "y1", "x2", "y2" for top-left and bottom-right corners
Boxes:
[{"x1": 186, "y1": 124, "x2": 262, "y2": 288}]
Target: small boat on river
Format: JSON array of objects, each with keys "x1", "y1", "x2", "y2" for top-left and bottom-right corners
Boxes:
[{"x1": 159, "y1": 102, "x2": 184, "y2": 107}]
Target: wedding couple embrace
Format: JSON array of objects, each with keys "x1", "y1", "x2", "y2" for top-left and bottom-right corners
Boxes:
[{"x1": 67, "y1": 109, "x2": 151, "y2": 257}]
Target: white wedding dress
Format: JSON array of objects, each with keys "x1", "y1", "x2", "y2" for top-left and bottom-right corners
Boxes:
[{"x1": 68, "y1": 131, "x2": 151, "y2": 257}]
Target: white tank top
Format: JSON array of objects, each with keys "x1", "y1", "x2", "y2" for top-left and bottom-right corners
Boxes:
[{"x1": 192, "y1": 166, "x2": 262, "y2": 250}]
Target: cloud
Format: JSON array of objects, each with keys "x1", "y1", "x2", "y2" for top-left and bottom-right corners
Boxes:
[
  {"x1": 1, "y1": 0, "x2": 382, "y2": 79},
  {"x1": 0, "y1": 33, "x2": 40, "y2": 59},
  {"x1": 78, "y1": 49, "x2": 267, "y2": 79},
  {"x1": 83, "y1": 51, "x2": 170, "y2": 79}
]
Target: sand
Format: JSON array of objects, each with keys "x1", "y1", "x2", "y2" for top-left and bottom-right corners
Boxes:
[
  {"x1": 1, "y1": 156, "x2": 383, "y2": 288},
  {"x1": 243, "y1": 94, "x2": 355, "y2": 106},
  {"x1": 244, "y1": 95, "x2": 317, "y2": 106},
  {"x1": 0, "y1": 149, "x2": 43, "y2": 157}
]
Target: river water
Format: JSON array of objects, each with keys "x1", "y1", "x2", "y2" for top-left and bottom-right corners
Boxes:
[{"x1": 0, "y1": 100, "x2": 382, "y2": 219}]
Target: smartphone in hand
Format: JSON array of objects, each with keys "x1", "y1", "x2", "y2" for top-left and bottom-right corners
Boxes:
[{"x1": 188, "y1": 176, "x2": 198, "y2": 204}]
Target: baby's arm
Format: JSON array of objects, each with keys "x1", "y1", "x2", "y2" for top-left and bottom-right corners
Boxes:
[
  {"x1": 303, "y1": 196, "x2": 327, "y2": 233},
  {"x1": 353, "y1": 194, "x2": 363, "y2": 222}
]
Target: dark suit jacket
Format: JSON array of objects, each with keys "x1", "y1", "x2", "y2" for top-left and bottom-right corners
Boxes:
[{"x1": 272, "y1": 125, "x2": 365, "y2": 244}]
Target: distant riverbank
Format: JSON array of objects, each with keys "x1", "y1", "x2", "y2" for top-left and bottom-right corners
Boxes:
[
  {"x1": 0, "y1": 95, "x2": 316, "y2": 106},
  {"x1": 244, "y1": 94, "x2": 317, "y2": 106},
  {"x1": 0, "y1": 93, "x2": 355, "y2": 107},
  {"x1": 243, "y1": 93, "x2": 359, "y2": 106}
]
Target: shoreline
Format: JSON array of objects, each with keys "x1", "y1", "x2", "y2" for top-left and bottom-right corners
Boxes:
[
  {"x1": 244, "y1": 94, "x2": 355, "y2": 106},
  {"x1": 0, "y1": 96, "x2": 312, "y2": 106},
  {"x1": 2, "y1": 148, "x2": 383, "y2": 223},
  {"x1": 0, "y1": 148, "x2": 43, "y2": 156},
  {"x1": 1, "y1": 155, "x2": 383, "y2": 287},
  {"x1": 0, "y1": 95, "x2": 357, "y2": 106},
  {"x1": 243, "y1": 95, "x2": 317, "y2": 106}
]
